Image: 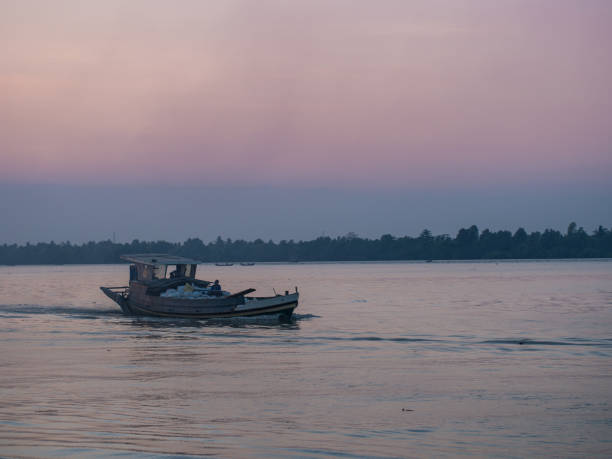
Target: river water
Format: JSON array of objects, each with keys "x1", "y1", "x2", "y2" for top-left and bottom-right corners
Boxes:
[{"x1": 1, "y1": 261, "x2": 611, "y2": 458}]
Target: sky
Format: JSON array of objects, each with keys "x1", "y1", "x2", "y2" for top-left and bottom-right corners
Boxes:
[{"x1": 1, "y1": 0, "x2": 611, "y2": 243}]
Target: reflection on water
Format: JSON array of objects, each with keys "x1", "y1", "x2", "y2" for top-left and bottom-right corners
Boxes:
[{"x1": 1, "y1": 261, "x2": 612, "y2": 457}]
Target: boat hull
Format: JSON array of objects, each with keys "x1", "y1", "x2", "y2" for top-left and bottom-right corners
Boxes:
[
  {"x1": 101, "y1": 286, "x2": 298, "y2": 320},
  {"x1": 127, "y1": 297, "x2": 298, "y2": 319}
]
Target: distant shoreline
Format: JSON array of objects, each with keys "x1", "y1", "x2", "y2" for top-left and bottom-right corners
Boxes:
[
  {"x1": 1, "y1": 223, "x2": 610, "y2": 265},
  {"x1": 1, "y1": 258, "x2": 611, "y2": 267}
]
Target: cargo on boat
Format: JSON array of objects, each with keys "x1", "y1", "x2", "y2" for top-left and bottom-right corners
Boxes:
[{"x1": 100, "y1": 254, "x2": 298, "y2": 320}]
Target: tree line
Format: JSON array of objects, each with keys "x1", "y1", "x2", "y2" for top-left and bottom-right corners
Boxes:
[{"x1": 1, "y1": 223, "x2": 611, "y2": 265}]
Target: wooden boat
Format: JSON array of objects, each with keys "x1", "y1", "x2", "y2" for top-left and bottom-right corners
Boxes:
[
  {"x1": 100, "y1": 254, "x2": 298, "y2": 320},
  {"x1": 240, "y1": 262, "x2": 255, "y2": 266},
  {"x1": 215, "y1": 262, "x2": 234, "y2": 266}
]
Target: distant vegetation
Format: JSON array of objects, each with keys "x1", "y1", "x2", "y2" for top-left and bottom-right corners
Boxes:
[{"x1": 1, "y1": 223, "x2": 611, "y2": 265}]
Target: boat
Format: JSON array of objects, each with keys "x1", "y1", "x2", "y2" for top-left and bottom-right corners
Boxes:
[
  {"x1": 240, "y1": 262, "x2": 255, "y2": 266},
  {"x1": 100, "y1": 254, "x2": 298, "y2": 320},
  {"x1": 215, "y1": 262, "x2": 234, "y2": 266}
]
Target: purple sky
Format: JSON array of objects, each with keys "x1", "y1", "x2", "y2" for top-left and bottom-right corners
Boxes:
[{"x1": 1, "y1": 1, "x2": 611, "y2": 243}]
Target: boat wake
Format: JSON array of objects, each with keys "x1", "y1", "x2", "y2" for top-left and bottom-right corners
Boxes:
[
  {"x1": 0, "y1": 304, "x2": 122, "y2": 318},
  {"x1": 480, "y1": 338, "x2": 612, "y2": 347},
  {"x1": 0, "y1": 304, "x2": 316, "y2": 327}
]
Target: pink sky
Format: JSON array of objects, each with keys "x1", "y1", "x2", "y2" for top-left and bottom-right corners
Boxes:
[{"x1": 1, "y1": 0, "x2": 611, "y2": 188}]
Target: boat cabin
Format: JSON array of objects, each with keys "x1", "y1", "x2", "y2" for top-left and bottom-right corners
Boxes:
[
  {"x1": 101, "y1": 253, "x2": 296, "y2": 318},
  {"x1": 120, "y1": 254, "x2": 201, "y2": 283}
]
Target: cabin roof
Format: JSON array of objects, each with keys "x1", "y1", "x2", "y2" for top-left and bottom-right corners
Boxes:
[{"x1": 120, "y1": 253, "x2": 202, "y2": 266}]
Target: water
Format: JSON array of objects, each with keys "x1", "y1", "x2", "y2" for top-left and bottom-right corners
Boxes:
[{"x1": 1, "y1": 261, "x2": 611, "y2": 458}]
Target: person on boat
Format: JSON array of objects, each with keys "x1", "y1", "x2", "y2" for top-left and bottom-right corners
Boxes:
[
  {"x1": 169, "y1": 265, "x2": 186, "y2": 279},
  {"x1": 210, "y1": 279, "x2": 222, "y2": 296}
]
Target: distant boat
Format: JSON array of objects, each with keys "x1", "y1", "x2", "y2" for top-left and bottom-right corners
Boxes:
[
  {"x1": 100, "y1": 254, "x2": 298, "y2": 320},
  {"x1": 215, "y1": 262, "x2": 234, "y2": 266},
  {"x1": 240, "y1": 262, "x2": 255, "y2": 266}
]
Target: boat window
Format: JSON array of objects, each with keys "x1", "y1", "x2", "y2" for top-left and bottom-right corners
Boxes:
[
  {"x1": 138, "y1": 264, "x2": 152, "y2": 281},
  {"x1": 153, "y1": 264, "x2": 167, "y2": 279},
  {"x1": 129, "y1": 264, "x2": 137, "y2": 281}
]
